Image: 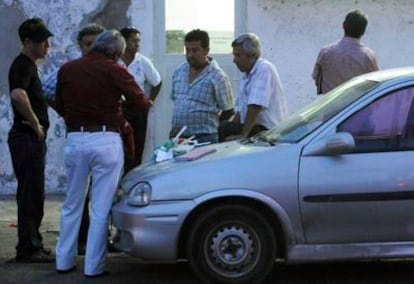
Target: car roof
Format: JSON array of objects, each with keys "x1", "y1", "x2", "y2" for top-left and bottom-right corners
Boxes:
[{"x1": 359, "y1": 66, "x2": 414, "y2": 83}]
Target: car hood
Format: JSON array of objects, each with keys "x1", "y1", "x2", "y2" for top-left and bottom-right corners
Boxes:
[{"x1": 121, "y1": 140, "x2": 300, "y2": 200}]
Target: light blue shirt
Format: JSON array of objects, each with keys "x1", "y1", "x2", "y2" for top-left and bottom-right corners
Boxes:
[
  {"x1": 42, "y1": 70, "x2": 58, "y2": 101},
  {"x1": 236, "y1": 58, "x2": 288, "y2": 129}
]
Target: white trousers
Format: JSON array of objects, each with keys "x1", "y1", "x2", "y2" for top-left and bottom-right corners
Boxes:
[{"x1": 56, "y1": 131, "x2": 123, "y2": 275}]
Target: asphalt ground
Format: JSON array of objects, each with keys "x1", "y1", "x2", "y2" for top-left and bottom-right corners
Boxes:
[
  {"x1": 0, "y1": 194, "x2": 200, "y2": 284},
  {"x1": 1, "y1": 195, "x2": 414, "y2": 284}
]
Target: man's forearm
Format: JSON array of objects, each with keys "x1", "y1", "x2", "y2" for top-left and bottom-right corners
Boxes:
[
  {"x1": 219, "y1": 108, "x2": 235, "y2": 121},
  {"x1": 241, "y1": 104, "x2": 262, "y2": 137},
  {"x1": 11, "y1": 88, "x2": 41, "y2": 127},
  {"x1": 149, "y1": 81, "x2": 162, "y2": 101}
]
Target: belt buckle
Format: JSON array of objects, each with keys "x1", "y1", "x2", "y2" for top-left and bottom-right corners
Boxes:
[{"x1": 79, "y1": 125, "x2": 107, "y2": 132}]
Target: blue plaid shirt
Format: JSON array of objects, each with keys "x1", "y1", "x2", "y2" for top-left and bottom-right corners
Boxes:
[
  {"x1": 42, "y1": 70, "x2": 58, "y2": 101},
  {"x1": 170, "y1": 59, "x2": 234, "y2": 137}
]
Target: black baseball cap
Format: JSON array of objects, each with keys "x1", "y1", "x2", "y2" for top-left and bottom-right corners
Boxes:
[{"x1": 18, "y1": 18, "x2": 53, "y2": 43}]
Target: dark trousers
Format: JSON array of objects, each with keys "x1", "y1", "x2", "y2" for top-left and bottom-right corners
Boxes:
[
  {"x1": 218, "y1": 121, "x2": 267, "y2": 142},
  {"x1": 8, "y1": 130, "x2": 46, "y2": 258},
  {"x1": 179, "y1": 133, "x2": 219, "y2": 144},
  {"x1": 124, "y1": 109, "x2": 148, "y2": 173}
]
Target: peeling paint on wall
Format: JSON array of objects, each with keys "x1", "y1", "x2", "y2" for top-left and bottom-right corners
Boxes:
[
  {"x1": 85, "y1": 0, "x2": 132, "y2": 29},
  {"x1": 0, "y1": 0, "x2": 116, "y2": 194},
  {"x1": 0, "y1": 0, "x2": 155, "y2": 194},
  {"x1": 0, "y1": 5, "x2": 25, "y2": 194}
]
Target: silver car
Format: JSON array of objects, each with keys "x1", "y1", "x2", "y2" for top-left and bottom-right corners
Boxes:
[{"x1": 112, "y1": 67, "x2": 414, "y2": 284}]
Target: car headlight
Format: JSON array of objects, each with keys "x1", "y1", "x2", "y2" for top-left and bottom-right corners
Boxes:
[{"x1": 127, "y1": 182, "x2": 152, "y2": 206}]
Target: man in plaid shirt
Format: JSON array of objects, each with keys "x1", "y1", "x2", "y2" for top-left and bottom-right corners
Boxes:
[{"x1": 170, "y1": 29, "x2": 234, "y2": 144}]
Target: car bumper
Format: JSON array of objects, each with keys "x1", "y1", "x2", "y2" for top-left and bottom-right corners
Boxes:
[{"x1": 111, "y1": 199, "x2": 195, "y2": 261}]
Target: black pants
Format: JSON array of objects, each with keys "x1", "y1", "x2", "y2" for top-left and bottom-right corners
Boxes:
[
  {"x1": 124, "y1": 109, "x2": 148, "y2": 174},
  {"x1": 8, "y1": 130, "x2": 46, "y2": 258},
  {"x1": 218, "y1": 121, "x2": 267, "y2": 142}
]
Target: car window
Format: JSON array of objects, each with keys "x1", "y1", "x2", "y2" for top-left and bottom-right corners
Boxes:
[
  {"x1": 338, "y1": 86, "x2": 414, "y2": 153},
  {"x1": 262, "y1": 78, "x2": 379, "y2": 143}
]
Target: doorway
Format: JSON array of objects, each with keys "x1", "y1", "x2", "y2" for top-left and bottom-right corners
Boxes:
[{"x1": 143, "y1": 0, "x2": 246, "y2": 160}]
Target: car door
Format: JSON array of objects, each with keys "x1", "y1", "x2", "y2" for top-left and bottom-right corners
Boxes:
[{"x1": 299, "y1": 86, "x2": 414, "y2": 244}]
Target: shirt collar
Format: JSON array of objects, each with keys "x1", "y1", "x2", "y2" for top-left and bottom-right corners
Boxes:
[
  {"x1": 243, "y1": 57, "x2": 263, "y2": 78},
  {"x1": 342, "y1": 36, "x2": 361, "y2": 44}
]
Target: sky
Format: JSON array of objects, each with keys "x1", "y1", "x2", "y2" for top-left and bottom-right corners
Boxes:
[{"x1": 166, "y1": 0, "x2": 234, "y2": 32}]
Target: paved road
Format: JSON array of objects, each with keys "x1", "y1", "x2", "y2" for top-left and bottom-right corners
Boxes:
[{"x1": 1, "y1": 195, "x2": 413, "y2": 284}]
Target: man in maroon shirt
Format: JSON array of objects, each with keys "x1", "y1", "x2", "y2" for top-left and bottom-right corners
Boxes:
[{"x1": 54, "y1": 30, "x2": 149, "y2": 277}]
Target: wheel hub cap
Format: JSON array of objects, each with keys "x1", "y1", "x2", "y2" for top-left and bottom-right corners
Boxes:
[{"x1": 207, "y1": 225, "x2": 258, "y2": 277}]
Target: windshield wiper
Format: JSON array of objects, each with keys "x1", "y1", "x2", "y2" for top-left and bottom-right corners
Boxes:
[
  {"x1": 255, "y1": 135, "x2": 276, "y2": 146},
  {"x1": 240, "y1": 137, "x2": 255, "y2": 144},
  {"x1": 240, "y1": 135, "x2": 275, "y2": 146}
]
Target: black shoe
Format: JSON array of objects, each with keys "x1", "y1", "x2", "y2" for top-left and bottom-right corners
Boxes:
[
  {"x1": 107, "y1": 241, "x2": 120, "y2": 253},
  {"x1": 57, "y1": 266, "x2": 76, "y2": 274},
  {"x1": 41, "y1": 247, "x2": 52, "y2": 255},
  {"x1": 85, "y1": 270, "x2": 109, "y2": 278},
  {"x1": 15, "y1": 250, "x2": 55, "y2": 263},
  {"x1": 5, "y1": 257, "x2": 17, "y2": 264}
]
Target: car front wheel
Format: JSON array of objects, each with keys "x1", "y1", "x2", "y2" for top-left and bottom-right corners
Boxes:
[{"x1": 187, "y1": 204, "x2": 276, "y2": 284}]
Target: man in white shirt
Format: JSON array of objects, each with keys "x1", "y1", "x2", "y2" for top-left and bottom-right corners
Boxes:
[
  {"x1": 119, "y1": 27, "x2": 162, "y2": 169},
  {"x1": 219, "y1": 33, "x2": 288, "y2": 141}
]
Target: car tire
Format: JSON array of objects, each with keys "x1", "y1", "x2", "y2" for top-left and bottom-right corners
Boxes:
[{"x1": 186, "y1": 204, "x2": 276, "y2": 284}]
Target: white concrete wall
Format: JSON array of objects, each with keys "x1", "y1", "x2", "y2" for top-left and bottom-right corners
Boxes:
[
  {"x1": 248, "y1": 0, "x2": 414, "y2": 113},
  {"x1": 1, "y1": 0, "x2": 413, "y2": 193}
]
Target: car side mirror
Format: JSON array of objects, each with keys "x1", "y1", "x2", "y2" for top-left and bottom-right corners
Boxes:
[{"x1": 302, "y1": 132, "x2": 355, "y2": 156}]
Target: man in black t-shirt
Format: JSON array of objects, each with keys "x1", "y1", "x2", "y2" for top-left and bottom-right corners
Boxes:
[{"x1": 7, "y1": 18, "x2": 54, "y2": 263}]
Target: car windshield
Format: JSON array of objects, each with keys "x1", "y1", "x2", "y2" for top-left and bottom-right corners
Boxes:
[{"x1": 257, "y1": 78, "x2": 380, "y2": 143}]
